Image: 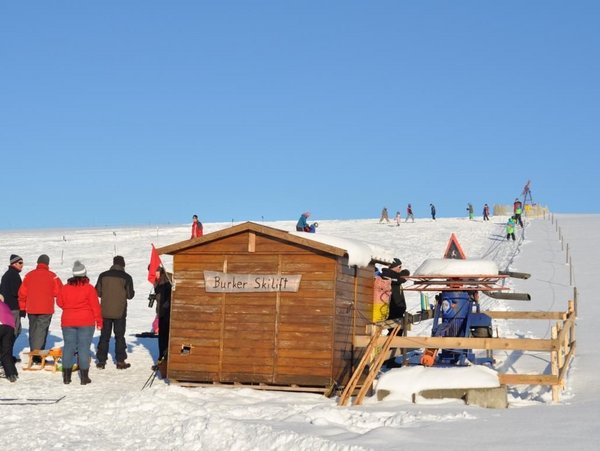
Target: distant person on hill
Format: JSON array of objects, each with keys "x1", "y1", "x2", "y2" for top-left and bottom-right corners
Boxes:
[
  {"x1": 513, "y1": 198, "x2": 522, "y2": 214},
  {"x1": 513, "y1": 198, "x2": 524, "y2": 227},
  {"x1": 95, "y1": 255, "x2": 135, "y2": 370},
  {"x1": 506, "y1": 217, "x2": 516, "y2": 241},
  {"x1": 0, "y1": 254, "x2": 24, "y2": 362},
  {"x1": 405, "y1": 204, "x2": 415, "y2": 222},
  {"x1": 296, "y1": 211, "x2": 311, "y2": 232},
  {"x1": 430, "y1": 204, "x2": 436, "y2": 220},
  {"x1": 18, "y1": 254, "x2": 62, "y2": 363},
  {"x1": 394, "y1": 211, "x2": 401, "y2": 226},
  {"x1": 57, "y1": 261, "x2": 102, "y2": 385},
  {"x1": 191, "y1": 214, "x2": 203, "y2": 238},
  {"x1": 483, "y1": 203, "x2": 490, "y2": 221},
  {"x1": 0, "y1": 294, "x2": 19, "y2": 382},
  {"x1": 467, "y1": 203, "x2": 474, "y2": 220},
  {"x1": 379, "y1": 207, "x2": 390, "y2": 223}
]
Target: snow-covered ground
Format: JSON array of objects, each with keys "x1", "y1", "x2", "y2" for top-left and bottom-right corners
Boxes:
[{"x1": 0, "y1": 213, "x2": 597, "y2": 450}]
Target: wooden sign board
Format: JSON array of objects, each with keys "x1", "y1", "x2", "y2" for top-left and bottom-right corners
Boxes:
[{"x1": 203, "y1": 271, "x2": 302, "y2": 293}]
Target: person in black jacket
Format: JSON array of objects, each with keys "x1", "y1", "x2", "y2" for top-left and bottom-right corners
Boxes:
[
  {"x1": 430, "y1": 204, "x2": 436, "y2": 221},
  {"x1": 380, "y1": 258, "x2": 410, "y2": 321},
  {"x1": 0, "y1": 254, "x2": 24, "y2": 362},
  {"x1": 380, "y1": 258, "x2": 410, "y2": 369},
  {"x1": 152, "y1": 266, "x2": 172, "y2": 362}
]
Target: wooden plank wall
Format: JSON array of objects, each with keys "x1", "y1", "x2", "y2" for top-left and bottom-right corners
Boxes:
[
  {"x1": 168, "y1": 231, "x2": 345, "y2": 387},
  {"x1": 331, "y1": 261, "x2": 375, "y2": 386}
]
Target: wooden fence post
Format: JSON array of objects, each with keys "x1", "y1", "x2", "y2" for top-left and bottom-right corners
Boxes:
[
  {"x1": 569, "y1": 257, "x2": 573, "y2": 286},
  {"x1": 559, "y1": 228, "x2": 563, "y2": 251},
  {"x1": 551, "y1": 325, "x2": 559, "y2": 402}
]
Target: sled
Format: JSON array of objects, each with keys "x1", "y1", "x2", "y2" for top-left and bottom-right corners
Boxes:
[{"x1": 23, "y1": 349, "x2": 61, "y2": 372}]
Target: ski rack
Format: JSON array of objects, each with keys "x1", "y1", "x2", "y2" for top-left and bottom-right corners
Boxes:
[{"x1": 403, "y1": 274, "x2": 510, "y2": 292}]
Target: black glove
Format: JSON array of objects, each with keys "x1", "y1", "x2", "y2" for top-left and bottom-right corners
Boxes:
[
  {"x1": 398, "y1": 269, "x2": 410, "y2": 284},
  {"x1": 19, "y1": 310, "x2": 26, "y2": 318}
]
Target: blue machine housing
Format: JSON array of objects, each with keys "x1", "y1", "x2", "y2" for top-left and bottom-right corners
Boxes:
[
  {"x1": 430, "y1": 291, "x2": 493, "y2": 366},
  {"x1": 384, "y1": 291, "x2": 494, "y2": 369}
]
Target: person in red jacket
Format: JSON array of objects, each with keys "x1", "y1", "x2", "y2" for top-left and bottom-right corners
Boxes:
[
  {"x1": 191, "y1": 214, "x2": 203, "y2": 238},
  {"x1": 57, "y1": 261, "x2": 102, "y2": 385},
  {"x1": 18, "y1": 254, "x2": 62, "y2": 362}
]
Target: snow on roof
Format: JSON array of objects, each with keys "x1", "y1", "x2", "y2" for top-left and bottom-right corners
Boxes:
[
  {"x1": 374, "y1": 365, "x2": 501, "y2": 403},
  {"x1": 289, "y1": 231, "x2": 395, "y2": 267},
  {"x1": 413, "y1": 258, "x2": 499, "y2": 276}
]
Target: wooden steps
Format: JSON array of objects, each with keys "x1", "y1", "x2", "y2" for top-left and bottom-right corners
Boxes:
[{"x1": 338, "y1": 322, "x2": 402, "y2": 406}]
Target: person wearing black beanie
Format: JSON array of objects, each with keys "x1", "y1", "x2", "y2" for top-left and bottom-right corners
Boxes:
[
  {"x1": 381, "y1": 259, "x2": 410, "y2": 321},
  {"x1": 17, "y1": 253, "x2": 62, "y2": 364},
  {"x1": 94, "y1": 256, "x2": 135, "y2": 369}
]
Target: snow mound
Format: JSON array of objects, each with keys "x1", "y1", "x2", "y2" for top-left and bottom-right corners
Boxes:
[{"x1": 374, "y1": 365, "x2": 501, "y2": 403}]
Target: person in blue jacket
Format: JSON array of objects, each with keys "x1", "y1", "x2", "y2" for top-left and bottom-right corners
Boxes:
[{"x1": 296, "y1": 212, "x2": 311, "y2": 232}]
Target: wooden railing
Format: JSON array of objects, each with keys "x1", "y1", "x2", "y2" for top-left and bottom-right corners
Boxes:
[{"x1": 352, "y1": 300, "x2": 576, "y2": 402}]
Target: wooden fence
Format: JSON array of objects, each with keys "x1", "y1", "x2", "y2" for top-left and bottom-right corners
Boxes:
[{"x1": 353, "y1": 300, "x2": 576, "y2": 402}]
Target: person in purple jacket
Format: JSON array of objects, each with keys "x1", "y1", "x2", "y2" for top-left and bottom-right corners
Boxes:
[{"x1": 0, "y1": 294, "x2": 19, "y2": 382}]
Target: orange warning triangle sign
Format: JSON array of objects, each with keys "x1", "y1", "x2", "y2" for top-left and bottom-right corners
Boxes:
[{"x1": 443, "y1": 233, "x2": 467, "y2": 259}]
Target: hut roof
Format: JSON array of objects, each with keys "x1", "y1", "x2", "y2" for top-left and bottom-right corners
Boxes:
[{"x1": 156, "y1": 221, "x2": 393, "y2": 267}]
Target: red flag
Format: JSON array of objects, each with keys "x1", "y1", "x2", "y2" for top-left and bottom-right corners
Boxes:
[{"x1": 147, "y1": 244, "x2": 162, "y2": 284}]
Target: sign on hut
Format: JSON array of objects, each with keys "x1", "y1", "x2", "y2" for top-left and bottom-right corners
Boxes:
[{"x1": 155, "y1": 221, "x2": 392, "y2": 392}]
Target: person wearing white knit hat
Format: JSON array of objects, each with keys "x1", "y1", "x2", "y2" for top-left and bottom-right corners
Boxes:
[
  {"x1": 72, "y1": 260, "x2": 87, "y2": 277},
  {"x1": 57, "y1": 261, "x2": 102, "y2": 385}
]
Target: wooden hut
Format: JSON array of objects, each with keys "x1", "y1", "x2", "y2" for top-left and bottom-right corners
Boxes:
[{"x1": 156, "y1": 221, "x2": 386, "y2": 392}]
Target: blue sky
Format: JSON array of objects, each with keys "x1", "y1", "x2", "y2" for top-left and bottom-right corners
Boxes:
[{"x1": 2, "y1": 1, "x2": 598, "y2": 229}]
